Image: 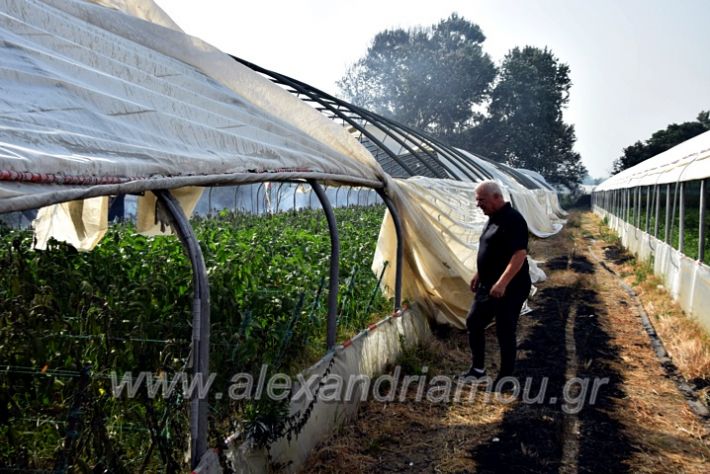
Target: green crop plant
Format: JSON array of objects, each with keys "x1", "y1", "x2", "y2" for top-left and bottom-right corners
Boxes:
[{"x1": 0, "y1": 205, "x2": 391, "y2": 470}]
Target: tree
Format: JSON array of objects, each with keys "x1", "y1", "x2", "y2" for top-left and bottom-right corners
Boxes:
[
  {"x1": 611, "y1": 111, "x2": 710, "y2": 174},
  {"x1": 466, "y1": 46, "x2": 587, "y2": 189},
  {"x1": 338, "y1": 14, "x2": 496, "y2": 140}
]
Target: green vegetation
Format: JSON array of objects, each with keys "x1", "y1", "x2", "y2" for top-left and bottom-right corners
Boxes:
[
  {"x1": 0, "y1": 206, "x2": 390, "y2": 470},
  {"x1": 394, "y1": 338, "x2": 436, "y2": 377},
  {"x1": 598, "y1": 219, "x2": 622, "y2": 247},
  {"x1": 601, "y1": 182, "x2": 709, "y2": 265},
  {"x1": 633, "y1": 257, "x2": 655, "y2": 285}
]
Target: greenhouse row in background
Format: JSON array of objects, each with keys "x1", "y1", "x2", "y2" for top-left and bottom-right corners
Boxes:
[{"x1": 592, "y1": 130, "x2": 710, "y2": 332}]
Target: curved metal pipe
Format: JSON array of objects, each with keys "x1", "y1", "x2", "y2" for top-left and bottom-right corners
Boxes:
[
  {"x1": 276, "y1": 182, "x2": 285, "y2": 212},
  {"x1": 700, "y1": 179, "x2": 706, "y2": 262},
  {"x1": 154, "y1": 190, "x2": 210, "y2": 469},
  {"x1": 376, "y1": 189, "x2": 403, "y2": 310},
  {"x1": 240, "y1": 54, "x2": 465, "y2": 180},
  {"x1": 232, "y1": 55, "x2": 421, "y2": 177},
  {"x1": 308, "y1": 180, "x2": 340, "y2": 350},
  {"x1": 351, "y1": 105, "x2": 482, "y2": 181},
  {"x1": 231, "y1": 55, "x2": 513, "y2": 185},
  {"x1": 362, "y1": 110, "x2": 493, "y2": 181},
  {"x1": 679, "y1": 182, "x2": 685, "y2": 252},
  {"x1": 337, "y1": 107, "x2": 451, "y2": 179}
]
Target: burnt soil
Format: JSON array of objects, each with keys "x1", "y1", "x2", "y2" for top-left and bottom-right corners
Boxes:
[{"x1": 301, "y1": 211, "x2": 710, "y2": 473}]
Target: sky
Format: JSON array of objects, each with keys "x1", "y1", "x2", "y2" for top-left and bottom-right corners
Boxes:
[{"x1": 154, "y1": 0, "x2": 710, "y2": 179}]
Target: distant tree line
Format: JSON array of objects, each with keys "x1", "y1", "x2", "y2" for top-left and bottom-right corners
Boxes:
[
  {"x1": 611, "y1": 111, "x2": 709, "y2": 174},
  {"x1": 338, "y1": 14, "x2": 587, "y2": 189}
]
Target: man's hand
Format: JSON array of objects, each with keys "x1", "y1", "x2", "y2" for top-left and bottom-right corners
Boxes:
[
  {"x1": 490, "y1": 280, "x2": 507, "y2": 298},
  {"x1": 470, "y1": 273, "x2": 479, "y2": 292},
  {"x1": 490, "y1": 249, "x2": 527, "y2": 298}
]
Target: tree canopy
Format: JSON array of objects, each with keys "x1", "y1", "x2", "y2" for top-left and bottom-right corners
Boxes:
[
  {"x1": 611, "y1": 111, "x2": 710, "y2": 174},
  {"x1": 466, "y1": 46, "x2": 587, "y2": 189},
  {"x1": 339, "y1": 17, "x2": 586, "y2": 188},
  {"x1": 338, "y1": 14, "x2": 496, "y2": 141}
]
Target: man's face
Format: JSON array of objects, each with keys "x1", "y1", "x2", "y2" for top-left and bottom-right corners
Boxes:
[{"x1": 476, "y1": 189, "x2": 503, "y2": 216}]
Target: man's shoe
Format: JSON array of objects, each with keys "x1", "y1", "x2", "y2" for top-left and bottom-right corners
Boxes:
[{"x1": 457, "y1": 367, "x2": 488, "y2": 381}]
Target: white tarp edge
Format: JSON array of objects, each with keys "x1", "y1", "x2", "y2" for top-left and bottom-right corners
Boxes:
[
  {"x1": 33, "y1": 196, "x2": 109, "y2": 251},
  {"x1": 31, "y1": 186, "x2": 204, "y2": 249}
]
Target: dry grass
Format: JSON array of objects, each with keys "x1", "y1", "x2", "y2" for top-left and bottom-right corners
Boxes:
[
  {"x1": 299, "y1": 210, "x2": 710, "y2": 474},
  {"x1": 301, "y1": 331, "x2": 512, "y2": 473},
  {"x1": 637, "y1": 277, "x2": 710, "y2": 381},
  {"x1": 581, "y1": 212, "x2": 710, "y2": 472},
  {"x1": 589, "y1": 213, "x2": 710, "y2": 383}
]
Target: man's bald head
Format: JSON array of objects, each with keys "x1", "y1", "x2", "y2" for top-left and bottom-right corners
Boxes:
[
  {"x1": 475, "y1": 180, "x2": 506, "y2": 216},
  {"x1": 476, "y1": 180, "x2": 503, "y2": 198}
]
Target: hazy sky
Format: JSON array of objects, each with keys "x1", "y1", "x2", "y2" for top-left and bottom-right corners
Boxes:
[{"x1": 155, "y1": 0, "x2": 710, "y2": 179}]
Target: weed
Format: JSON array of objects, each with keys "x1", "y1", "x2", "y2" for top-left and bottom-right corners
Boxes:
[
  {"x1": 633, "y1": 259, "x2": 654, "y2": 285},
  {"x1": 396, "y1": 337, "x2": 437, "y2": 376}
]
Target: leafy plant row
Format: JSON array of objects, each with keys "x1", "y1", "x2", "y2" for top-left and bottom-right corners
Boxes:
[{"x1": 0, "y1": 205, "x2": 390, "y2": 471}]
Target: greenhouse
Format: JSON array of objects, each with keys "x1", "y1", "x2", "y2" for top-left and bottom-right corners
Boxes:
[
  {"x1": 592, "y1": 131, "x2": 710, "y2": 331},
  {"x1": 0, "y1": 0, "x2": 568, "y2": 471}
]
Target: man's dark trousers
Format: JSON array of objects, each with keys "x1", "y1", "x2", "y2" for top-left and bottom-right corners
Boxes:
[{"x1": 466, "y1": 282, "x2": 530, "y2": 377}]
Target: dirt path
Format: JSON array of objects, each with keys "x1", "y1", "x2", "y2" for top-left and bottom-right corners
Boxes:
[{"x1": 301, "y1": 211, "x2": 710, "y2": 473}]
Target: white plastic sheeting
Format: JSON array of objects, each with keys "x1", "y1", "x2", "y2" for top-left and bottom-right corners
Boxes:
[
  {"x1": 31, "y1": 187, "x2": 204, "y2": 249},
  {"x1": 356, "y1": 124, "x2": 565, "y2": 234},
  {"x1": 595, "y1": 130, "x2": 710, "y2": 191},
  {"x1": 596, "y1": 208, "x2": 710, "y2": 333},
  {"x1": 33, "y1": 196, "x2": 109, "y2": 251},
  {"x1": 516, "y1": 168, "x2": 568, "y2": 219},
  {"x1": 374, "y1": 177, "x2": 551, "y2": 329},
  {"x1": 0, "y1": 0, "x2": 385, "y2": 214},
  {"x1": 455, "y1": 150, "x2": 565, "y2": 236}
]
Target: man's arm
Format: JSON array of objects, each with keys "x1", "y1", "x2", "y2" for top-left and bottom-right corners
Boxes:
[{"x1": 490, "y1": 249, "x2": 527, "y2": 298}]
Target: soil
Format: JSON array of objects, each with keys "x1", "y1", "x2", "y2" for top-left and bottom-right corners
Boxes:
[{"x1": 300, "y1": 211, "x2": 710, "y2": 473}]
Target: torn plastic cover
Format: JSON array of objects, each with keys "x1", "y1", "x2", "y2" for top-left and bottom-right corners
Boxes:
[{"x1": 374, "y1": 177, "x2": 553, "y2": 328}]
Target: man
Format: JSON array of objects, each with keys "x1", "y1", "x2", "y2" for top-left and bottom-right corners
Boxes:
[{"x1": 462, "y1": 180, "x2": 531, "y2": 382}]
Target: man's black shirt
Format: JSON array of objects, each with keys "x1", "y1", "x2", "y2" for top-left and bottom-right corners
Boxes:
[{"x1": 477, "y1": 202, "x2": 530, "y2": 290}]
